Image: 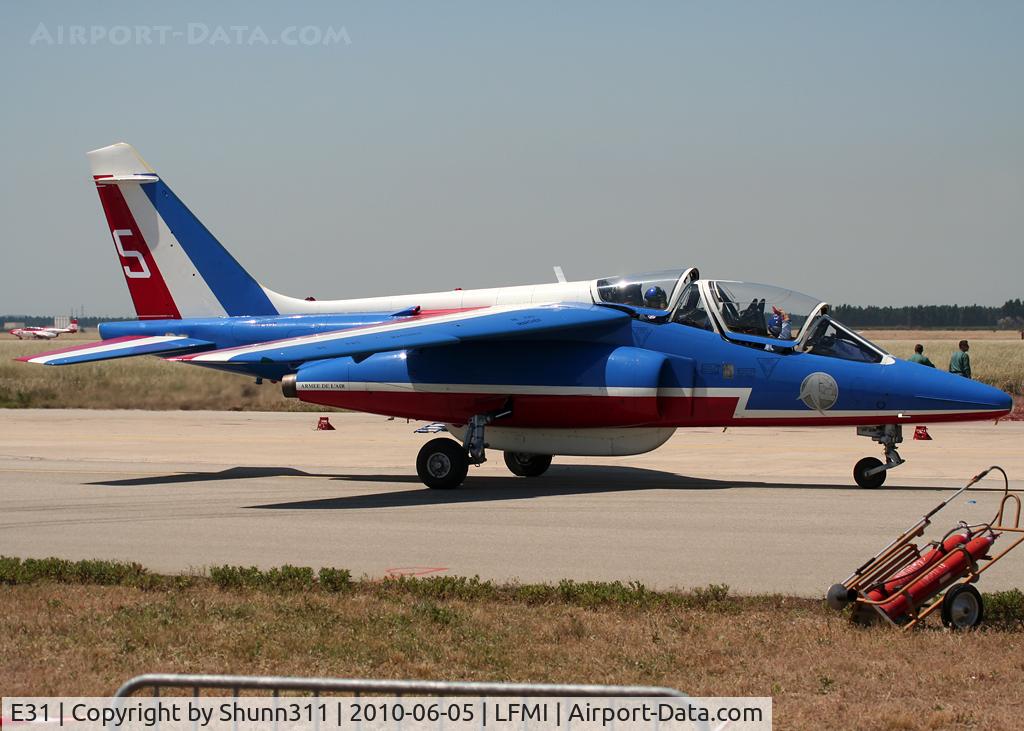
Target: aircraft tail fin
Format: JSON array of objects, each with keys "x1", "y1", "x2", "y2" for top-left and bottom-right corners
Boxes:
[
  {"x1": 67, "y1": 319, "x2": 79, "y2": 333},
  {"x1": 87, "y1": 143, "x2": 279, "y2": 319}
]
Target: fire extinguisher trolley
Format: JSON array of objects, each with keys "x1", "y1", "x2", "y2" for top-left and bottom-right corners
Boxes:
[{"x1": 827, "y1": 466, "x2": 1022, "y2": 630}]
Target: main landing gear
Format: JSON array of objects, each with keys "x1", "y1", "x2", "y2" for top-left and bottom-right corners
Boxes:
[
  {"x1": 853, "y1": 424, "x2": 905, "y2": 489},
  {"x1": 503, "y1": 451, "x2": 553, "y2": 477},
  {"x1": 416, "y1": 438, "x2": 470, "y2": 489},
  {"x1": 414, "y1": 411, "x2": 553, "y2": 489}
]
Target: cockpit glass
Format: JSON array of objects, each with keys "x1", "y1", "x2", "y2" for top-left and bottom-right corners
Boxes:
[
  {"x1": 670, "y1": 283, "x2": 712, "y2": 330},
  {"x1": 806, "y1": 317, "x2": 884, "y2": 363},
  {"x1": 709, "y1": 281, "x2": 821, "y2": 339},
  {"x1": 596, "y1": 269, "x2": 685, "y2": 310}
]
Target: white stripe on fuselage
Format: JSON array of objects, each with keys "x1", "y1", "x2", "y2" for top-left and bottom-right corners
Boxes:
[
  {"x1": 298, "y1": 382, "x2": 660, "y2": 397},
  {"x1": 186, "y1": 304, "x2": 544, "y2": 362},
  {"x1": 260, "y1": 280, "x2": 596, "y2": 315}
]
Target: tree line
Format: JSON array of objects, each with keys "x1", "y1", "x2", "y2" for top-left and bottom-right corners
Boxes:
[
  {"x1": 831, "y1": 300, "x2": 1024, "y2": 329},
  {"x1": 5, "y1": 299, "x2": 1024, "y2": 330}
]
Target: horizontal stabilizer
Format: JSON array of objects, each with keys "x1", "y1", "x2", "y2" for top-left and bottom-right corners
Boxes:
[
  {"x1": 18, "y1": 335, "x2": 214, "y2": 366},
  {"x1": 177, "y1": 304, "x2": 628, "y2": 365}
]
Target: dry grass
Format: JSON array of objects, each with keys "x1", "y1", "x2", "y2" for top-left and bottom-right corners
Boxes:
[
  {"x1": 0, "y1": 339, "x2": 325, "y2": 411},
  {"x1": 3, "y1": 580, "x2": 1024, "y2": 730},
  {"x1": 861, "y1": 330, "x2": 1023, "y2": 341},
  {"x1": 4, "y1": 330, "x2": 1024, "y2": 410},
  {"x1": 874, "y1": 337, "x2": 1024, "y2": 396}
]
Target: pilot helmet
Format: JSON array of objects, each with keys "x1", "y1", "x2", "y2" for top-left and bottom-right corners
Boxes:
[
  {"x1": 767, "y1": 313, "x2": 783, "y2": 335},
  {"x1": 644, "y1": 286, "x2": 668, "y2": 309}
]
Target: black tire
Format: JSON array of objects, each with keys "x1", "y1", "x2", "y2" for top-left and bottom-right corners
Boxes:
[
  {"x1": 854, "y1": 457, "x2": 886, "y2": 489},
  {"x1": 941, "y1": 583, "x2": 984, "y2": 630},
  {"x1": 416, "y1": 438, "x2": 469, "y2": 489},
  {"x1": 503, "y1": 451, "x2": 553, "y2": 477}
]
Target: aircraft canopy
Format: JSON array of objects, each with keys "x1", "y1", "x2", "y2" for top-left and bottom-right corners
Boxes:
[
  {"x1": 705, "y1": 280, "x2": 823, "y2": 340},
  {"x1": 594, "y1": 270, "x2": 889, "y2": 362},
  {"x1": 594, "y1": 268, "x2": 698, "y2": 310}
]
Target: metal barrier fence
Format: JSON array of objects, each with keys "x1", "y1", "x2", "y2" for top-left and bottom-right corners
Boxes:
[
  {"x1": 114, "y1": 674, "x2": 686, "y2": 698},
  {"x1": 109, "y1": 675, "x2": 715, "y2": 731}
]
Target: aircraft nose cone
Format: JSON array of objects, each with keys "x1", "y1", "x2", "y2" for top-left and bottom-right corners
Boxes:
[
  {"x1": 995, "y1": 387, "x2": 1014, "y2": 415},
  {"x1": 954, "y1": 375, "x2": 1013, "y2": 414},
  {"x1": 897, "y1": 360, "x2": 1013, "y2": 417}
]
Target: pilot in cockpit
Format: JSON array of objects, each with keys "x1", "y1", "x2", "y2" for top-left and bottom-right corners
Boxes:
[
  {"x1": 768, "y1": 307, "x2": 792, "y2": 340},
  {"x1": 644, "y1": 286, "x2": 668, "y2": 310}
]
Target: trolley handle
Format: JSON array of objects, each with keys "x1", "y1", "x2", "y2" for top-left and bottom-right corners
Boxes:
[{"x1": 843, "y1": 466, "x2": 1012, "y2": 586}]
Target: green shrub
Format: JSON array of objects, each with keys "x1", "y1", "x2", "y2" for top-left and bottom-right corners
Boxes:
[
  {"x1": 0, "y1": 556, "x2": 24, "y2": 583},
  {"x1": 209, "y1": 565, "x2": 263, "y2": 590},
  {"x1": 0, "y1": 556, "x2": 154, "y2": 587},
  {"x1": 555, "y1": 579, "x2": 653, "y2": 608},
  {"x1": 984, "y1": 589, "x2": 1024, "y2": 629},
  {"x1": 209, "y1": 564, "x2": 318, "y2": 592},
  {"x1": 375, "y1": 575, "x2": 499, "y2": 602},
  {"x1": 318, "y1": 567, "x2": 352, "y2": 592},
  {"x1": 265, "y1": 565, "x2": 315, "y2": 592}
]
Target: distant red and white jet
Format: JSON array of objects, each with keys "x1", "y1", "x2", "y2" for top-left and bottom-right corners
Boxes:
[{"x1": 9, "y1": 319, "x2": 79, "y2": 340}]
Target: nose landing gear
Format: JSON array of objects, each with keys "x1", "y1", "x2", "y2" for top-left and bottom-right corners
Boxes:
[{"x1": 853, "y1": 424, "x2": 905, "y2": 488}]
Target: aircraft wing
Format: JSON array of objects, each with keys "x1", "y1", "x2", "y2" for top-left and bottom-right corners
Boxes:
[
  {"x1": 178, "y1": 304, "x2": 628, "y2": 365},
  {"x1": 17, "y1": 335, "x2": 214, "y2": 365}
]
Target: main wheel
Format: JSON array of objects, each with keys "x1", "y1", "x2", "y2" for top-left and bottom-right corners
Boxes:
[
  {"x1": 853, "y1": 457, "x2": 886, "y2": 489},
  {"x1": 416, "y1": 438, "x2": 469, "y2": 489},
  {"x1": 941, "y1": 584, "x2": 984, "y2": 630},
  {"x1": 503, "y1": 451, "x2": 553, "y2": 477}
]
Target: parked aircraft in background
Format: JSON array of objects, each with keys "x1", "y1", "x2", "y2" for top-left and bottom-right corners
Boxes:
[
  {"x1": 9, "y1": 319, "x2": 78, "y2": 340},
  {"x1": 19, "y1": 143, "x2": 1013, "y2": 488}
]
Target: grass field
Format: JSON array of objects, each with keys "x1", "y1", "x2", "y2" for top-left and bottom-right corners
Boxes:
[
  {"x1": 0, "y1": 335, "x2": 326, "y2": 411},
  {"x1": 3, "y1": 558, "x2": 1024, "y2": 730},
  {"x1": 3, "y1": 330, "x2": 1023, "y2": 410},
  {"x1": 870, "y1": 336, "x2": 1024, "y2": 396}
]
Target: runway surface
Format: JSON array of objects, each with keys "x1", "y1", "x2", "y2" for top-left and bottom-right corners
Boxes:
[{"x1": 1, "y1": 409, "x2": 1022, "y2": 595}]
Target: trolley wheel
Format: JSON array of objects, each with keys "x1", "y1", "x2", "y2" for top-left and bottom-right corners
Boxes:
[
  {"x1": 941, "y1": 584, "x2": 984, "y2": 630},
  {"x1": 854, "y1": 457, "x2": 886, "y2": 489},
  {"x1": 416, "y1": 438, "x2": 469, "y2": 489},
  {"x1": 503, "y1": 451, "x2": 553, "y2": 477}
]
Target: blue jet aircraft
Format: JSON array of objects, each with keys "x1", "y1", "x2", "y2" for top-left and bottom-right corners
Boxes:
[{"x1": 20, "y1": 143, "x2": 1013, "y2": 489}]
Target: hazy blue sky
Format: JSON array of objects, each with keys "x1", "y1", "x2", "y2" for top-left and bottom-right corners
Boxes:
[{"x1": 1, "y1": 1, "x2": 1021, "y2": 316}]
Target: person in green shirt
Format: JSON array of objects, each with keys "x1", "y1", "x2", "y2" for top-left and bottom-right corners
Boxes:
[
  {"x1": 908, "y1": 343, "x2": 935, "y2": 367},
  {"x1": 949, "y1": 339, "x2": 971, "y2": 378}
]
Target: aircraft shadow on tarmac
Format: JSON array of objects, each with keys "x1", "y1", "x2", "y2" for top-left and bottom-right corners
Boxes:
[
  {"x1": 250, "y1": 466, "x2": 973, "y2": 510},
  {"x1": 88, "y1": 466, "x2": 332, "y2": 487},
  {"x1": 88, "y1": 464, "x2": 977, "y2": 510}
]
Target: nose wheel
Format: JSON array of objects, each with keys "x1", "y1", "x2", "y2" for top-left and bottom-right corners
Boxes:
[
  {"x1": 854, "y1": 425, "x2": 905, "y2": 488},
  {"x1": 853, "y1": 457, "x2": 886, "y2": 489}
]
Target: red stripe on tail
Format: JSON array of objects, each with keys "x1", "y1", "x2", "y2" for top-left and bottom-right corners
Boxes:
[{"x1": 95, "y1": 183, "x2": 180, "y2": 319}]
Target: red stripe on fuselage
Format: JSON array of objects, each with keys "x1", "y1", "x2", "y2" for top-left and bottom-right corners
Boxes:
[
  {"x1": 95, "y1": 183, "x2": 180, "y2": 320},
  {"x1": 295, "y1": 390, "x2": 1010, "y2": 428}
]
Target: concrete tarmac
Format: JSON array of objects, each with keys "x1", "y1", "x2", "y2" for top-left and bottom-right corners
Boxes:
[{"x1": 1, "y1": 409, "x2": 1022, "y2": 596}]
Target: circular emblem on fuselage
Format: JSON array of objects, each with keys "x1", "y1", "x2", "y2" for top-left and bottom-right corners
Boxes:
[{"x1": 799, "y1": 372, "x2": 839, "y2": 412}]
